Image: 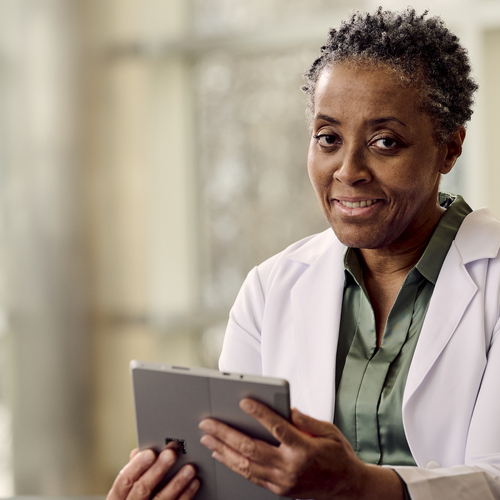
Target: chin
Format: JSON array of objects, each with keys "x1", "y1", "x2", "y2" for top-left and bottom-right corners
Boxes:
[{"x1": 331, "y1": 227, "x2": 392, "y2": 250}]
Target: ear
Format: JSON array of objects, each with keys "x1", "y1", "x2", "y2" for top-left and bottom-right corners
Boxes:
[{"x1": 440, "y1": 126, "x2": 466, "y2": 174}]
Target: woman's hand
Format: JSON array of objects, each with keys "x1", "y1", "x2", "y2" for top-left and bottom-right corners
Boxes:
[
  {"x1": 199, "y1": 399, "x2": 404, "y2": 500},
  {"x1": 107, "y1": 448, "x2": 200, "y2": 500}
]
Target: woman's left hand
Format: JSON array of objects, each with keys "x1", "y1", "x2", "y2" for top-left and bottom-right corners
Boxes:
[{"x1": 198, "y1": 399, "x2": 403, "y2": 500}]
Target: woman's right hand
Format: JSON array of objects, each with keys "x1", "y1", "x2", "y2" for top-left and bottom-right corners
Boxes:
[{"x1": 107, "y1": 448, "x2": 200, "y2": 500}]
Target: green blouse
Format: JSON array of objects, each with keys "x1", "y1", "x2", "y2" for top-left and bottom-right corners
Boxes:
[{"x1": 334, "y1": 193, "x2": 472, "y2": 466}]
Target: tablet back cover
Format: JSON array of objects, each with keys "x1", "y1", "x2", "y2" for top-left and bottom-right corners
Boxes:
[{"x1": 131, "y1": 362, "x2": 289, "y2": 500}]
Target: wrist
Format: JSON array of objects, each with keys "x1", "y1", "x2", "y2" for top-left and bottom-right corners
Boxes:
[
  {"x1": 357, "y1": 464, "x2": 405, "y2": 500},
  {"x1": 316, "y1": 462, "x2": 404, "y2": 500}
]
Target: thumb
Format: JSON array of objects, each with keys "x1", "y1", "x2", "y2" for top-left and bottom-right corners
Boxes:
[{"x1": 291, "y1": 408, "x2": 338, "y2": 438}]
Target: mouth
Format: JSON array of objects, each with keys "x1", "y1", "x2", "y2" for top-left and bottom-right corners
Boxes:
[{"x1": 335, "y1": 199, "x2": 380, "y2": 208}]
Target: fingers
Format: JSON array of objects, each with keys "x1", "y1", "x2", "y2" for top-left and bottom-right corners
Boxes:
[
  {"x1": 156, "y1": 464, "x2": 200, "y2": 500},
  {"x1": 176, "y1": 478, "x2": 201, "y2": 500},
  {"x1": 198, "y1": 402, "x2": 366, "y2": 499},
  {"x1": 290, "y1": 408, "x2": 339, "y2": 438},
  {"x1": 199, "y1": 419, "x2": 269, "y2": 462},
  {"x1": 108, "y1": 449, "x2": 157, "y2": 500},
  {"x1": 198, "y1": 399, "x2": 314, "y2": 470},
  {"x1": 239, "y1": 399, "x2": 308, "y2": 447},
  {"x1": 198, "y1": 401, "x2": 305, "y2": 492},
  {"x1": 107, "y1": 448, "x2": 199, "y2": 500},
  {"x1": 127, "y1": 450, "x2": 178, "y2": 500},
  {"x1": 199, "y1": 431, "x2": 280, "y2": 489}
]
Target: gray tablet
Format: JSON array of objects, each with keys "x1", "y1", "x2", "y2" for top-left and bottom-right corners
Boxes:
[{"x1": 130, "y1": 360, "x2": 290, "y2": 500}]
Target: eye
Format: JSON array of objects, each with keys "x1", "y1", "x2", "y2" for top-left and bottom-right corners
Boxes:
[
  {"x1": 372, "y1": 137, "x2": 401, "y2": 150},
  {"x1": 313, "y1": 134, "x2": 340, "y2": 148}
]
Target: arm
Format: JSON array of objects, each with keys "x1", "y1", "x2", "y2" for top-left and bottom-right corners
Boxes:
[
  {"x1": 219, "y1": 265, "x2": 269, "y2": 375},
  {"x1": 219, "y1": 242, "x2": 500, "y2": 498},
  {"x1": 199, "y1": 399, "x2": 405, "y2": 500}
]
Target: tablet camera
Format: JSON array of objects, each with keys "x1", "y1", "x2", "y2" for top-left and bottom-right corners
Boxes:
[{"x1": 165, "y1": 438, "x2": 187, "y2": 455}]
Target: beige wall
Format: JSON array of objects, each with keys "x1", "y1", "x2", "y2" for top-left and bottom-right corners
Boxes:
[
  {"x1": 81, "y1": 0, "x2": 203, "y2": 490},
  {"x1": 0, "y1": 0, "x2": 203, "y2": 494},
  {"x1": 483, "y1": 28, "x2": 500, "y2": 217}
]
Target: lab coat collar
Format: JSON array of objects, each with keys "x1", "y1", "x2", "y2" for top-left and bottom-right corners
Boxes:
[
  {"x1": 455, "y1": 208, "x2": 500, "y2": 263},
  {"x1": 286, "y1": 208, "x2": 500, "y2": 267},
  {"x1": 287, "y1": 228, "x2": 337, "y2": 265},
  {"x1": 284, "y1": 209, "x2": 500, "y2": 421}
]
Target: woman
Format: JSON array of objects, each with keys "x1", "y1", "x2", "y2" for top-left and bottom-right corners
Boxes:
[{"x1": 108, "y1": 8, "x2": 500, "y2": 500}]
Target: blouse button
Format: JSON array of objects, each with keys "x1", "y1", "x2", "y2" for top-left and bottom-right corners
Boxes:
[{"x1": 425, "y1": 460, "x2": 441, "y2": 469}]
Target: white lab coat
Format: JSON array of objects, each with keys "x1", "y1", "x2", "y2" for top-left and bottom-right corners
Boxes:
[{"x1": 219, "y1": 207, "x2": 500, "y2": 499}]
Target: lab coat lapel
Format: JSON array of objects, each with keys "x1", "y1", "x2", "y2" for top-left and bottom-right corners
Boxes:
[
  {"x1": 289, "y1": 239, "x2": 345, "y2": 421},
  {"x1": 404, "y1": 208, "x2": 500, "y2": 404},
  {"x1": 401, "y1": 209, "x2": 500, "y2": 464},
  {"x1": 403, "y1": 242, "x2": 477, "y2": 405}
]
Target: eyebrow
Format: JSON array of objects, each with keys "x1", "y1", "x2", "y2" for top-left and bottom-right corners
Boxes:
[
  {"x1": 315, "y1": 114, "x2": 408, "y2": 129},
  {"x1": 368, "y1": 117, "x2": 408, "y2": 128},
  {"x1": 315, "y1": 114, "x2": 340, "y2": 125}
]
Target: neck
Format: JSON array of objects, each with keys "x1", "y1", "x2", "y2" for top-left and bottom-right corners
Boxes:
[{"x1": 357, "y1": 205, "x2": 445, "y2": 279}]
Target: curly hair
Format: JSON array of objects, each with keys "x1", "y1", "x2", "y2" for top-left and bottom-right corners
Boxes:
[{"x1": 302, "y1": 7, "x2": 478, "y2": 143}]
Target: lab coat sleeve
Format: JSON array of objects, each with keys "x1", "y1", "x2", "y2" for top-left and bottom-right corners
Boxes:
[
  {"x1": 218, "y1": 259, "x2": 275, "y2": 375},
  {"x1": 391, "y1": 464, "x2": 500, "y2": 499}
]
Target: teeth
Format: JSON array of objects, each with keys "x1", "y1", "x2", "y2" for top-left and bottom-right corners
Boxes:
[{"x1": 339, "y1": 199, "x2": 377, "y2": 208}]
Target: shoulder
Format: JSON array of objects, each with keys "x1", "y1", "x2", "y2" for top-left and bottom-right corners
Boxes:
[
  {"x1": 221, "y1": 228, "x2": 343, "y2": 372},
  {"x1": 455, "y1": 208, "x2": 500, "y2": 263},
  {"x1": 251, "y1": 228, "x2": 342, "y2": 288},
  {"x1": 234, "y1": 229, "x2": 343, "y2": 305}
]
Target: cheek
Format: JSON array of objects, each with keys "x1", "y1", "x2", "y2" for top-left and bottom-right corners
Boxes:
[
  {"x1": 383, "y1": 153, "x2": 435, "y2": 186},
  {"x1": 307, "y1": 150, "x2": 319, "y2": 191},
  {"x1": 397, "y1": 158, "x2": 441, "y2": 193},
  {"x1": 306, "y1": 143, "x2": 315, "y2": 177},
  {"x1": 307, "y1": 148, "x2": 331, "y2": 192}
]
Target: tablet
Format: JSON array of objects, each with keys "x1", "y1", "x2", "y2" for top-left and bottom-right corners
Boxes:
[{"x1": 130, "y1": 360, "x2": 290, "y2": 500}]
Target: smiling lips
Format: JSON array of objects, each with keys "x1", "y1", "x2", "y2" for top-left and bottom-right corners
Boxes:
[{"x1": 336, "y1": 199, "x2": 379, "y2": 208}]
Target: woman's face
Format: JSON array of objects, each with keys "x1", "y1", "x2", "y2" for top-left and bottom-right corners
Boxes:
[{"x1": 307, "y1": 62, "x2": 462, "y2": 251}]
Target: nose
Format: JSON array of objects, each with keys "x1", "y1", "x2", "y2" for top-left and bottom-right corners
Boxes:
[{"x1": 334, "y1": 146, "x2": 372, "y2": 185}]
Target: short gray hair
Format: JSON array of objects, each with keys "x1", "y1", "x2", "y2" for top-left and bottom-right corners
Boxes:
[{"x1": 302, "y1": 7, "x2": 478, "y2": 143}]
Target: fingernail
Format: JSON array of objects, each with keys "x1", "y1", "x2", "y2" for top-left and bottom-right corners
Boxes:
[
  {"x1": 199, "y1": 420, "x2": 213, "y2": 433},
  {"x1": 200, "y1": 434, "x2": 215, "y2": 450},
  {"x1": 181, "y1": 464, "x2": 195, "y2": 479},
  {"x1": 138, "y1": 449, "x2": 155, "y2": 465},
  {"x1": 240, "y1": 399, "x2": 255, "y2": 413},
  {"x1": 189, "y1": 478, "x2": 201, "y2": 493},
  {"x1": 160, "y1": 448, "x2": 176, "y2": 465}
]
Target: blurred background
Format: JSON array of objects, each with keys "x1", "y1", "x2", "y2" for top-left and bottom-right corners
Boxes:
[{"x1": 0, "y1": 0, "x2": 499, "y2": 495}]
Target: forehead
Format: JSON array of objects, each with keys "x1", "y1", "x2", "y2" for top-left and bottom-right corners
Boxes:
[{"x1": 314, "y1": 62, "x2": 425, "y2": 124}]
